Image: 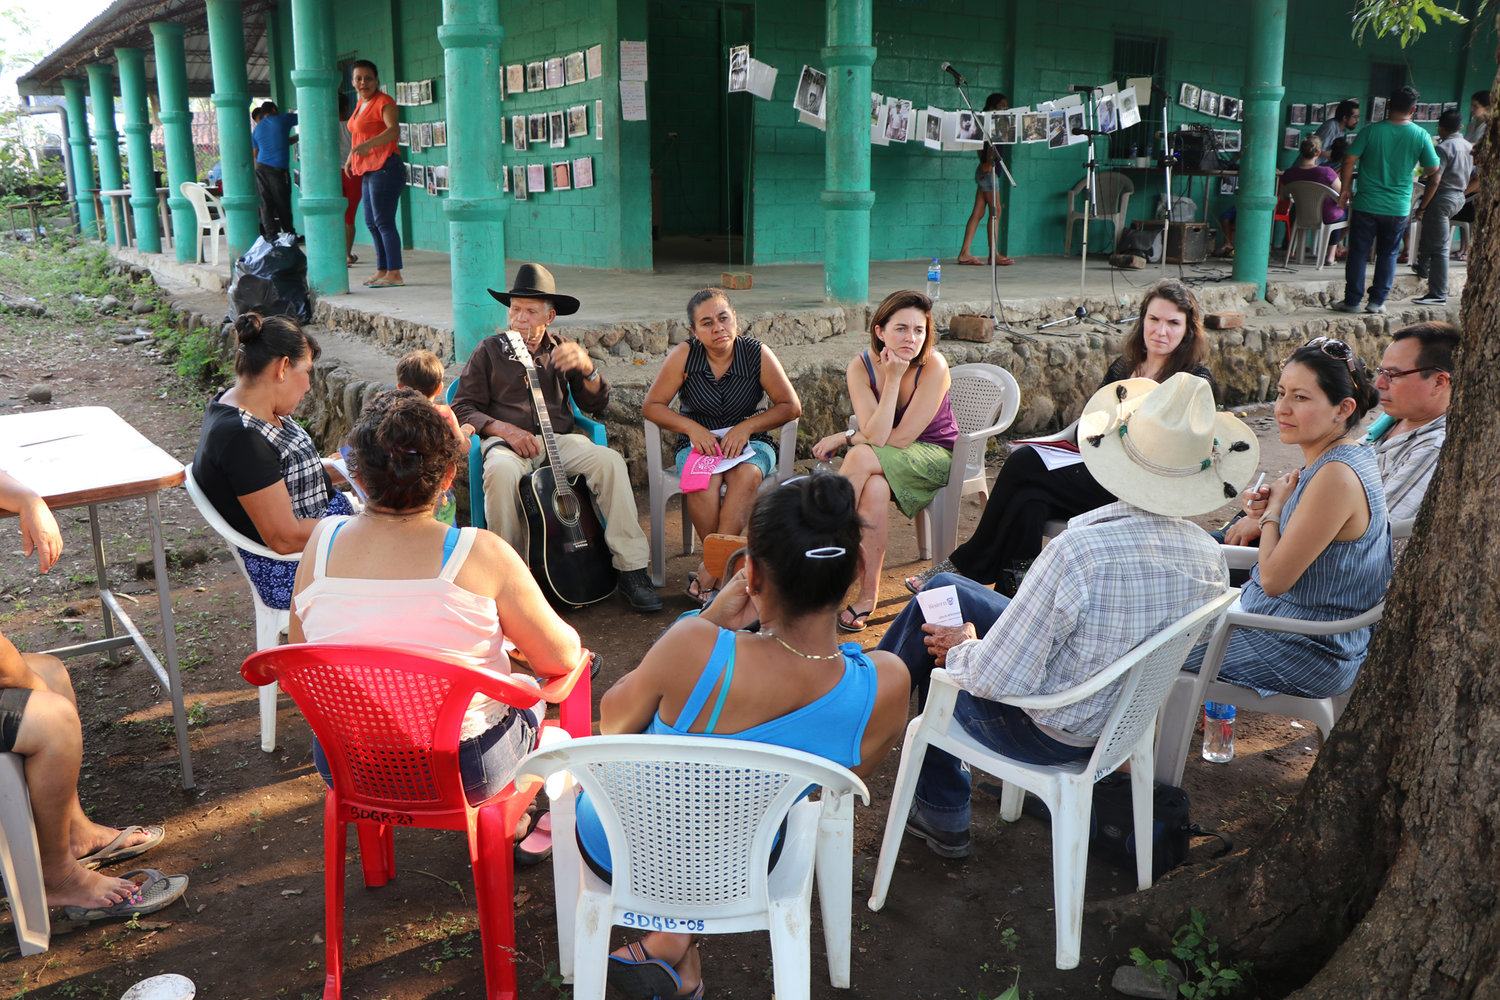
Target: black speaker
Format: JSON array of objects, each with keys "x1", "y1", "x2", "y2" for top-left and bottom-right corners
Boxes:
[{"x1": 1173, "y1": 129, "x2": 1219, "y2": 172}]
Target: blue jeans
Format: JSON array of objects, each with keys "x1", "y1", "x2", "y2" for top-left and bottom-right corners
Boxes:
[
  {"x1": 875, "y1": 574, "x2": 1093, "y2": 833},
  {"x1": 1342, "y1": 209, "x2": 1408, "y2": 307},
  {"x1": 361, "y1": 153, "x2": 404, "y2": 271}
]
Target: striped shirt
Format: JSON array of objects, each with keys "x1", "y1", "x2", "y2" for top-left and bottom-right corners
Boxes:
[
  {"x1": 1366, "y1": 413, "x2": 1445, "y2": 521},
  {"x1": 943, "y1": 501, "x2": 1228, "y2": 740},
  {"x1": 674, "y1": 335, "x2": 774, "y2": 455}
]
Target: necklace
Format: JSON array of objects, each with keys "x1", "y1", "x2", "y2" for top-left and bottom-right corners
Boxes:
[
  {"x1": 763, "y1": 631, "x2": 843, "y2": 661},
  {"x1": 361, "y1": 507, "x2": 431, "y2": 523}
]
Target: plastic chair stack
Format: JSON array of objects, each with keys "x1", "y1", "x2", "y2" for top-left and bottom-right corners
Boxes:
[
  {"x1": 517, "y1": 735, "x2": 869, "y2": 1000},
  {"x1": 868, "y1": 589, "x2": 1237, "y2": 969},
  {"x1": 183, "y1": 463, "x2": 297, "y2": 753},
  {"x1": 0, "y1": 752, "x2": 49, "y2": 956},
  {"x1": 644, "y1": 417, "x2": 799, "y2": 587},
  {"x1": 241, "y1": 643, "x2": 594, "y2": 1000}
]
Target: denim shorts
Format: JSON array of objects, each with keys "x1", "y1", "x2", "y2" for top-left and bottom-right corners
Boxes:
[
  {"x1": 0, "y1": 687, "x2": 32, "y2": 752},
  {"x1": 673, "y1": 439, "x2": 776, "y2": 482}
]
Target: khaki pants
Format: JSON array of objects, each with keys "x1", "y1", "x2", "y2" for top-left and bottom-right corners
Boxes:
[{"x1": 481, "y1": 433, "x2": 649, "y2": 572}]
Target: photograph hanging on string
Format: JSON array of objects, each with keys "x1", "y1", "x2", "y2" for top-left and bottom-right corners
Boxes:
[
  {"x1": 551, "y1": 161, "x2": 571, "y2": 191},
  {"x1": 567, "y1": 104, "x2": 588, "y2": 138},
  {"x1": 422, "y1": 80, "x2": 433, "y2": 104},
  {"x1": 526, "y1": 62, "x2": 546, "y2": 92},
  {"x1": 992, "y1": 109, "x2": 1018, "y2": 144},
  {"x1": 545, "y1": 57, "x2": 565, "y2": 89},
  {"x1": 421, "y1": 122, "x2": 434, "y2": 146},
  {"x1": 398, "y1": 123, "x2": 410, "y2": 146},
  {"x1": 1021, "y1": 110, "x2": 1047, "y2": 142},
  {"x1": 1219, "y1": 96, "x2": 1239, "y2": 120},
  {"x1": 426, "y1": 170, "x2": 437, "y2": 196},
  {"x1": 1370, "y1": 96, "x2": 1386, "y2": 122},
  {"x1": 433, "y1": 121, "x2": 447, "y2": 146},
  {"x1": 1065, "y1": 105, "x2": 1086, "y2": 145},
  {"x1": 923, "y1": 106, "x2": 944, "y2": 148},
  {"x1": 573, "y1": 156, "x2": 594, "y2": 188},
  {"x1": 1117, "y1": 90, "x2": 1141, "y2": 128},
  {"x1": 528, "y1": 114, "x2": 548, "y2": 144},
  {"x1": 503, "y1": 166, "x2": 509, "y2": 192},
  {"x1": 506, "y1": 64, "x2": 525, "y2": 95},
  {"x1": 729, "y1": 45, "x2": 749, "y2": 93},
  {"x1": 1200, "y1": 92, "x2": 1220, "y2": 117},
  {"x1": 595, "y1": 99, "x2": 604, "y2": 139},
  {"x1": 956, "y1": 110, "x2": 981, "y2": 141},
  {"x1": 1284, "y1": 127, "x2": 1300, "y2": 149},
  {"x1": 795, "y1": 65, "x2": 827, "y2": 119},
  {"x1": 1219, "y1": 129, "x2": 1241, "y2": 153},
  {"x1": 410, "y1": 163, "x2": 425, "y2": 188},
  {"x1": 586, "y1": 43, "x2": 603, "y2": 79},
  {"x1": 1098, "y1": 94, "x2": 1119, "y2": 133},
  {"x1": 1046, "y1": 108, "x2": 1068, "y2": 148},
  {"x1": 565, "y1": 52, "x2": 586, "y2": 86},
  {"x1": 527, "y1": 163, "x2": 546, "y2": 194},
  {"x1": 1288, "y1": 103, "x2": 1307, "y2": 125},
  {"x1": 549, "y1": 110, "x2": 567, "y2": 147},
  {"x1": 885, "y1": 98, "x2": 912, "y2": 142},
  {"x1": 513, "y1": 164, "x2": 528, "y2": 200},
  {"x1": 513, "y1": 115, "x2": 528, "y2": 151},
  {"x1": 1179, "y1": 83, "x2": 1200, "y2": 111}
]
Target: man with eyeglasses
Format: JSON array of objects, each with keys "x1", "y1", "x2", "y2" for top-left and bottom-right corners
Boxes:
[{"x1": 1224, "y1": 323, "x2": 1454, "y2": 548}]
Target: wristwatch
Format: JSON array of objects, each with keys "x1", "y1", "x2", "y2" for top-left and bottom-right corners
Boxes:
[
  {"x1": 583, "y1": 366, "x2": 600, "y2": 382},
  {"x1": 844, "y1": 428, "x2": 856, "y2": 441}
]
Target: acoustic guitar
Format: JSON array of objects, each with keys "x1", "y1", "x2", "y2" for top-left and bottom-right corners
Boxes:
[{"x1": 497, "y1": 329, "x2": 618, "y2": 607}]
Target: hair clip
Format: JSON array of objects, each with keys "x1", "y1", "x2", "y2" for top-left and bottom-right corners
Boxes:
[{"x1": 805, "y1": 546, "x2": 845, "y2": 559}]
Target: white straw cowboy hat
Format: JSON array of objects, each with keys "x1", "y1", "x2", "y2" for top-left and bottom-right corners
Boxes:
[{"x1": 1078, "y1": 372, "x2": 1259, "y2": 518}]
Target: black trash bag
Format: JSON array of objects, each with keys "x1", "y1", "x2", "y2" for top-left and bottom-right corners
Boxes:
[{"x1": 228, "y1": 235, "x2": 311, "y2": 322}]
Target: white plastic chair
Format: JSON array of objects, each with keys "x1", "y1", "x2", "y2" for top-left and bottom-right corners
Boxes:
[
  {"x1": 868, "y1": 588, "x2": 1237, "y2": 969},
  {"x1": 516, "y1": 735, "x2": 870, "y2": 1000},
  {"x1": 1153, "y1": 518, "x2": 1413, "y2": 786},
  {"x1": 183, "y1": 462, "x2": 296, "y2": 752},
  {"x1": 645, "y1": 418, "x2": 798, "y2": 587},
  {"x1": 0, "y1": 752, "x2": 49, "y2": 956},
  {"x1": 851, "y1": 364, "x2": 1020, "y2": 565},
  {"x1": 1065, "y1": 171, "x2": 1134, "y2": 255},
  {"x1": 1281, "y1": 180, "x2": 1349, "y2": 270},
  {"x1": 180, "y1": 182, "x2": 226, "y2": 268}
]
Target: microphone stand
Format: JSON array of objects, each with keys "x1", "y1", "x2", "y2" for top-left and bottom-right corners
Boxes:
[
  {"x1": 1159, "y1": 84, "x2": 1178, "y2": 279},
  {"x1": 946, "y1": 70, "x2": 1026, "y2": 338},
  {"x1": 1041, "y1": 90, "x2": 1119, "y2": 331}
]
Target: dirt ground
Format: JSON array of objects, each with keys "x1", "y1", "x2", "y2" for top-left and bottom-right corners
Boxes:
[{"x1": 0, "y1": 246, "x2": 1320, "y2": 1000}]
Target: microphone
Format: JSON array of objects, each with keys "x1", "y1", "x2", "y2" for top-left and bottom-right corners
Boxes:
[
  {"x1": 1069, "y1": 84, "x2": 1099, "y2": 93},
  {"x1": 942, "y1": 62, "x2": 967, "y2": 85}
]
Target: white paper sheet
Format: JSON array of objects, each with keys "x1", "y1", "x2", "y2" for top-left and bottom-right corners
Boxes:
[
  {"x1": 917, "y1": 585, "x2": 965, "y2": 626},
  {"x1": 1015, "y1": 441, "x2": 1086, "y2": 470},
  {"x1": 746, "y1": 58, "x2": 778, "y2": 99},
  {"x1": 620, "y1": 80, "x2": 647, "y2": 121},
  {"x1": 1128, "y1": 76, "x2": 1153, "y2": 105},
  {"x1": 620, "y1": 40, "x2": 648, "y2": 81}
]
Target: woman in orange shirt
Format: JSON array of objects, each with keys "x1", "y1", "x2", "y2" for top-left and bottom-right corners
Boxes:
[{"x1": 345, "y1": 59, "x2": 404, "y2": 288}]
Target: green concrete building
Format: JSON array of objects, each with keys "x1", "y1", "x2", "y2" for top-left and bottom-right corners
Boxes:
[{"x1": 21, "y1": 0, "x2": 1496, "y2": 359}]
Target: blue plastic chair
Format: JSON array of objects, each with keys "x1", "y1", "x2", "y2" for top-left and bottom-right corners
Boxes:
[{"x1": 445, "y1": 373, "x2": 606, "y2": 531}]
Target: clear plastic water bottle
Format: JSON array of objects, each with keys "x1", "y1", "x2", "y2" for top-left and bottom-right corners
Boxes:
[
  {"x1": 926, "y1": 258, "x2": 941, "y2": 301},
  {"x1": 1202, "y1": 702, "x2": 1236, "y2": 763}
]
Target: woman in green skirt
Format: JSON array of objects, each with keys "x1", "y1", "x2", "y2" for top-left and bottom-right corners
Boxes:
[{"x1": 813, "y1": 290, "x2": 956, "y2": 631}]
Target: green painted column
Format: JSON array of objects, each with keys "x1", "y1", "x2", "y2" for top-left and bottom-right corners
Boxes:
[
  {"x1": 87, "y1": 63, "x2": 125, "y2": 246},
  {"x1": 151, "y1": 24, "x2": 199, "y2": 263},
  {"x1": 206, "y1": 0, "x2": 260, "y2": 260},
  {"x1": 62, "y1": 78, "x2": 98, "y2": 238},
  {"x1": 290, "y1": 0, "x2": 348, "y2": 295},
  {"x1": 1232, "y1": 0, "x2": 1287, "y2": 298},
  {"x1": 821, "y1": 0, "x2": 876, "y2": 303},
  {"x1": 116, "y1": 48, "x2": 162, "y2": 253},
  {"x1": 440, "y1": 0, "x2": 507, "y2": 361}
]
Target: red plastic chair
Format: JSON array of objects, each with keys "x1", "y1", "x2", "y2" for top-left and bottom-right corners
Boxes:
[{"x1": 241, "y1": 644, "x2": 594, "y2": 1000}]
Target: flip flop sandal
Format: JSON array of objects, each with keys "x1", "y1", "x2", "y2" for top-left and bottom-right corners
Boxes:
[
  {"x1": 366, "y1": 279, "x2": 405, "y2": 287},
  {"x1": 77, "y1": 825, "x2": 164, "y2": 870},
  {"x1": 62, "y1": 868, "x2": 190, "y2": 924},
  {"x1": 837, "y1": 605, "x2": 872, "y2": 633},
  {"x1": 995, "y1": 256, "x2": 1015, "y2": 266},
  {"x1": 607, "y1": 941, "x2": 683, "y2": 1000},
  {"x1": 514, "y1": 811, "x2": 552, "y2": 867}
]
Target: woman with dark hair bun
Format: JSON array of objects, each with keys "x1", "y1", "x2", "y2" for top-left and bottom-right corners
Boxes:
[
  {"x1": 290, "y1": 389, "x2": 583, "y2": 807},
  {"x1": 580, "y1": 472, "x2": 911, "y2": 1000},
  {"x1": 1188, "y1": 337, "x2": 1392, "y2": 697},
  {"x1": 907, "y1": 279, "x2": 1216, "y2": 597},
  {"x1": 193, "y1": 312, "x2": 351, "y2": 610}
]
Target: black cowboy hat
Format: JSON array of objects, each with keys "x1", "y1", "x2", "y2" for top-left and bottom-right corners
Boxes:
[{"x1": 487, "y1": 262, "x2": 580, "y2": 316}]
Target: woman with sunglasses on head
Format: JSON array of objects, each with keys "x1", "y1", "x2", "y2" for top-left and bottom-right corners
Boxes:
[
  {"x1": 812, "y1": 289, "x2": 956, "y2": 632},
  {"x1": 906, "y1": 278, "x2": 1215, "y2": 597},
  {"x1": 1187, "y1": 337, "x2": 1393, "y2": 697},
  {"x1": 583, "y1": 473, "x2": 910, "y2": 1000}
]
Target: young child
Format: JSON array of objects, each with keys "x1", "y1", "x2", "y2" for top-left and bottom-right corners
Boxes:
[{"x1": 395, "y1": 349, "x2": 471, "y2": 525}]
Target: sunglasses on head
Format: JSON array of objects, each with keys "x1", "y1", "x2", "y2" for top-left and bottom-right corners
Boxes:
[{"x1": 1301, "y1": 336, "x2": 1355, "y2": 373}]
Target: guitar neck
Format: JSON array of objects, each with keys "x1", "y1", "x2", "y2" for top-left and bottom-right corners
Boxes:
[{"x1": 503, "y1": 330, "x2": 578, "y2": 500}]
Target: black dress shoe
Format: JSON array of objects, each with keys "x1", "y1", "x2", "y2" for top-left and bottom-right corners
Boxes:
[{"x1": 618, "y1": 569, "x2": 663, "y2": 612}]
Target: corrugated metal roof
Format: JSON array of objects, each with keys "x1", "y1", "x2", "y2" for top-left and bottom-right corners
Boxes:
[{"x1": 18, "y1": 0, "x2": 275, "y2": 98}]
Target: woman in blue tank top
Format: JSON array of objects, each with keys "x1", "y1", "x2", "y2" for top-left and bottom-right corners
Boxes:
[
  {"x1": 1185, "y1": 338, "x2": 1394, "y2": 696},
  {"x1": 589, "y1": 474, "x2": 911, "y2": 1000}
]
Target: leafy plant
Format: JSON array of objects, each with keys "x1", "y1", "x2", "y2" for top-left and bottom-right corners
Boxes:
[
  {"x1": 1351, "y1": 0, "x2": 1478, "y2": 47},
  {"x1": 1130, "y1": 909, "x2": 1250, "y2": 999}
]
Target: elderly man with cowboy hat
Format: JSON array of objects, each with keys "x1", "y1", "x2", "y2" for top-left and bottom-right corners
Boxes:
[
  {"x1": 451, "y1": 262, "x2": 661, "y2": 611},
  {"x1": 878, "y1": 373, "x2": 1256, "y2": 858}
]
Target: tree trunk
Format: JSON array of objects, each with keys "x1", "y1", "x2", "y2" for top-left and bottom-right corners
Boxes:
[{"x1": 1100, "y1": 45, "x2": 1500, "y2": 999}]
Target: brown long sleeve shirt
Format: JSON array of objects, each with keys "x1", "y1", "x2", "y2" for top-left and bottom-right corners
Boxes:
[{"x1": 450, "y1": 330, "x2": 609, "y2": 437}]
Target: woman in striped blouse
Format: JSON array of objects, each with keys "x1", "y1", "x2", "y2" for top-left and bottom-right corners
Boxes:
[{"x1": 643, "y1": 288, "x2": 801, "y2": 603}]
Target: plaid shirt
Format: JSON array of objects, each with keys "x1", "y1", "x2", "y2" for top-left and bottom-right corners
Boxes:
[
  {"x1": 237, "y1": 408, "x2": 328, "y2": 521},
  {"x1": 944, "y1": 502, "x2": 1228, "y2": 740},
  {"x1": 1367, "y1": 414, "x2": 1445, "y2": 521}
]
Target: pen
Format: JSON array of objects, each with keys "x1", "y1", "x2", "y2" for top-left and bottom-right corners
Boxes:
[{"x1": 1252, "y1": 473, "x2": 1266, "y2": 494}]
